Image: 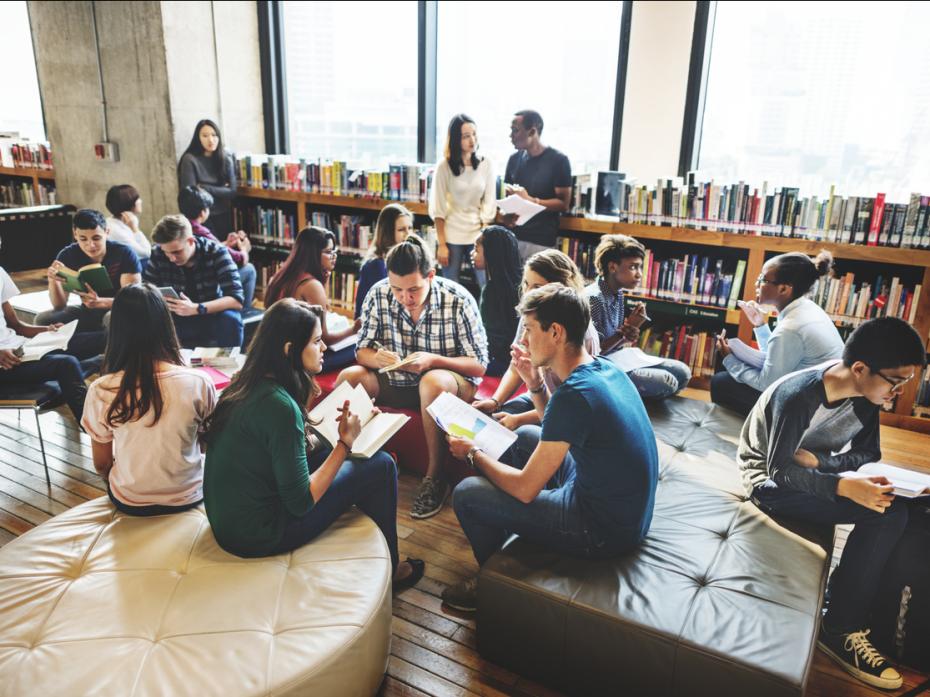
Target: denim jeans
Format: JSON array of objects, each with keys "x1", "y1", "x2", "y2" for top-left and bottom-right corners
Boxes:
[
  {"x1": 0, "y1": 350, "x2": 87, "y2": 421},
  {"x1": 453, "y1": 425, "x2": 636, "y2": 566},
  {"x1": 627, "y1": 358, "x2": 692, "y2": 399},
  {"x1": 36, "y1": 304, "x2": 110, "y2": 334},
  {"x1": 752, "y1": 480, "x2": 910, "y2": 634},
  {"x1": 238, "y1": 262, "x2": 256, "y2": 311},
  {"x1": 710, "y1": 370, "x2": 762, "y2": 416},
  {"x1": 441, "y1": 242, "x2": 486, "y2": 287},
  {"x1": 172, "y1": 309, "x2": 244, "y2": 349},
  {"x1": 274, "y1": 449, "x2": 401, "y2": 572}
]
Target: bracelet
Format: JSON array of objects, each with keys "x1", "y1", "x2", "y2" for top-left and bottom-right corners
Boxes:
[
  {"x1": 528, "y1": 383, "x2": 546, "y2": 395},
  {"x1": 337, "y1": 439, "x2": 352, "y2": 453},
  {"x1": 490, "y1": 397, "x2": 502, "y2": 410}
]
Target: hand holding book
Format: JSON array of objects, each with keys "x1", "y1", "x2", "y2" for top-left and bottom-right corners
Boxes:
[{"x1": 336, "y1": 399, "x2": 362, "y2": 450}]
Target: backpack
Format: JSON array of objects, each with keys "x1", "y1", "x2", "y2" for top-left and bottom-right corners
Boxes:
[{"x1": 868, "y1": 501, "x2": 930, "y2": 671}]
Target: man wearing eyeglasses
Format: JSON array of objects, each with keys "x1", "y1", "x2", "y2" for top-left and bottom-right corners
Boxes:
[{"x1": 737, "y1": 316, "x2": 926, "y2": 691}]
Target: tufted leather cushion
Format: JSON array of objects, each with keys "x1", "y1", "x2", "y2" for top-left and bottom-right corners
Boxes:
[
  {"x1": 477, "y1": 397, "x2": 831, "y2": 697},
  {"x1": 0, "y1": 498, "x2": 392, "y2": 697}
]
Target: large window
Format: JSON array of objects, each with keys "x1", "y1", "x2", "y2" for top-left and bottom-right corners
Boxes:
[
  {"x1": 282, "y1": 0, "x2": 418, "y2": 164},
  {"x1": 696, "y1": 1, "x2": 930, "y2": 202},
  {"x1": 0, "y1": 2, "x2": 45, "y2": 142},
  {"x1": 435, "y1": 1, "x2": 623, "y2": 174}
]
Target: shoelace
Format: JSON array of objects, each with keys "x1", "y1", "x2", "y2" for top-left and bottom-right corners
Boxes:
[{"x1": 845, "y1": 630, "x2": 884, "y2": 669}]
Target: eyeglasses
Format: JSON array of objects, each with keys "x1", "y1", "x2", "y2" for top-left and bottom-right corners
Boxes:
[
  {"x1": 322, "y1": 249, "x2": 338, "y2": 257},
  {"x1": 755, "y1": 274, "x2": 778, "y2": 287},
  {"x1": 872, "y1": 368, "x2": 914, "y2": 394}
]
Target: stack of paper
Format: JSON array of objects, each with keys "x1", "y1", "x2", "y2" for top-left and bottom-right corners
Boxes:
[
  {"x1": 426, "y1": 391, "x2": 517, "y2": 460},
  {"x1": 496, "y1": 194, "x2": 546, "y2": 226}
]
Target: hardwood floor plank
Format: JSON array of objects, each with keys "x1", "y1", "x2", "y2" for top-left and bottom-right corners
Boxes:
[
  {"x1": 0, "y1": 508, "x2": 34, "y2": 538},
  {"x1": 378, "y1": 675, "x2": 433, "y2": 697},
  {"x1": 386, "y1": 655, "x2": 478, "y2": 697},
  {"x1": 0, "y1": 490, "x2": 52, "y2": 527},
  {"x1": 393, "y1": 598, "x2": 461, "y2": 639},
  {"x1": 391, "y1": 636, "x2": 514, "y2": 697},
  {"x1": 397, "y1": 587, "x2": 476, "y2": 630}
]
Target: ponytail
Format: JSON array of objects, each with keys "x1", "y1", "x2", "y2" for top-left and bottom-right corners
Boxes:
[{"x1": 771, "y1": 250, "x2": 833, "y2": 300}]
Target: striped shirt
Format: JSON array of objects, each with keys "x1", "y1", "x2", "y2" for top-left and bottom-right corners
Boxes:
[
  {"x1": 584, "y1": 277, "x2": 625, "y2": 355},
  {"x1": 357, "y1": 276, "x2": 488, "y2": 387},
  {"x1": 144, "y1": 235, "x2": 244, "y2": 305}
]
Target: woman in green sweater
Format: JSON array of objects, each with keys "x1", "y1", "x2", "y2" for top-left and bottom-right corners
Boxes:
[{"x1": 203, "y1": 298, "x2": 424, "y2": 587}]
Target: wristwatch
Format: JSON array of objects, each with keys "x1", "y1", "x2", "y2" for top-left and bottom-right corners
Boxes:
[
  {"x1": 197, "y1": 303, "x2": 207, "y2": 315},
  {"x1": 466, "y1": 446, "x2": 483, "y2": 470}
]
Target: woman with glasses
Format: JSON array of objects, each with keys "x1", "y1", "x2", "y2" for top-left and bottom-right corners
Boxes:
[
  {"x1": 265, "y1": 226, "x2": 361, "y2": 369},
  {"x1": 711, "y1": 250, "x2": 844, "y2": 415}
]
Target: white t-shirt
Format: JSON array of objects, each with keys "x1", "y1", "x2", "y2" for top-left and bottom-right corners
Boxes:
[
  {"x1": 81, "y1": 365, "x2": 216, "y2": 507},
  {"x1": 0, "y1": 267, "x2": 26, "y2": 351},
  {"x1": 428, "y1": 158, "x2": 498, "y2": 245},
  {"x1": 106, "y1": 217, "x2": 152, "y2": 259}
]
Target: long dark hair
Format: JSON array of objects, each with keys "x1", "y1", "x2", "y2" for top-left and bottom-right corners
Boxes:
[
  {"x1": 264, "y1": 226, "x2": 336, "y2": 305},
  {"x1": 102, "y1": 283, "x2": 184, "y2": 427},
  {"x1": 480, "y1": 225, "x2": 521, "y2": 314},
  {"x1": 178, "y1": 118, "x2": 226, "y2": 169},
  {"x1": 444, "y1": 113, "x2": 481, "y2": 176},
  {"x1": 202, "y1": 299, "x2": 322, "y2": 444},
  {"x1": 367, "y1": 203, "x2": 413, "y2": 261}
]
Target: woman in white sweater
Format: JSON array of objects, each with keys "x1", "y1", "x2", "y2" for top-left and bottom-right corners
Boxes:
[
  {"x1": 429, "y1": 114, "x2": 497, "y2": 286},
  {"x1": 104, "y1": 184, "x2": 151, "y2": 260}
]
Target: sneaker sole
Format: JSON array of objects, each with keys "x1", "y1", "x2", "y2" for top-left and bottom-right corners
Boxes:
[
  {"x1": 817, "y1": 641, "x2": 903, "y2": 690},
  {"x1": 441, "y1": 598, "x2": 477, "y2": 613}
]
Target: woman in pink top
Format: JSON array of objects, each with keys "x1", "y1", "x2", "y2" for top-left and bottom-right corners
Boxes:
[{"x1": 82, "y1": 283, "x2": 216, "y2": 515}]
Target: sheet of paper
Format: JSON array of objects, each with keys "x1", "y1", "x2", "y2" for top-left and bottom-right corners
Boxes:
[
  {"x1": 328, "y1": 333, "x2": 358, "y2": 353},
  {"x1": 840, "y1": 462, "x2": 930, "y2": 498},
  {"x1": 20, "y1": 320, "x2": 78, "y2": 362},
  {"x1": 496, "y1": 194, "x2": 546, "y2": 226},
  {"x1": 426, "y1": 391, "x2": 518, "y2": 461},
  {"x1": 728, "y1": 338, "x2": 766, "y2": 370},
  {"x1": 606, "y1": 347, "x2": 665, "y2": 373}
]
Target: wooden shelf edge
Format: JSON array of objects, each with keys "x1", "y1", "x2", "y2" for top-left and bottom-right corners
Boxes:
[
  {"x1": 0, "y1": 166, "x2": 54, "y2": 180},
  {"x1": 237, "y1": 187, "x2": 428, "y2": 216}
]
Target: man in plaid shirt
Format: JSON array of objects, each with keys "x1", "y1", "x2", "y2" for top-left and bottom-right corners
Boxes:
[
  {"x1": 144, "y1": 215, "x2": 244, "y2": 348},
  {"x1": 337, "y1": 235, "x2": 488, "y2": 519}
]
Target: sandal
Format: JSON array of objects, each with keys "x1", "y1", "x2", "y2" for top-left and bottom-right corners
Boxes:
[{"x1": 393, "y1": 557, "x2": 425, "y2": 591}]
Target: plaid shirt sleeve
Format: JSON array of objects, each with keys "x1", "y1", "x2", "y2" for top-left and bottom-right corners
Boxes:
[
  {"x1": 211, "y1": 244, "x2": 244, "y2": 305},
  {"x1": 455, "y1": 288, "x2": 488, "y2": 367},
  {"x1": 356, "y1": 283, "x2": 385, "y2": 350}
]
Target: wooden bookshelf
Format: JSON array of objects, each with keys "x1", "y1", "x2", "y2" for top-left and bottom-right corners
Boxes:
[{"x1": 0, "y1": 166, "x2": 56, "y2": 208}]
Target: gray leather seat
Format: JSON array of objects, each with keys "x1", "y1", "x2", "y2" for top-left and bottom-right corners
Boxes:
[{"x1": 477, "y1": 397, "x2": 831, "y2": 697}]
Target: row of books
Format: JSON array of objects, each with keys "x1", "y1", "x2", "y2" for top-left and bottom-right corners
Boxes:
[
  {"x1": 0, "y1": 137, "x2": 53, "y2": 170},
  {"x1": 310, "y1": 212, "x2": 372, "y2": 254},
  {"x1": 233, "y1": 205, "x2": 298, "y2": 246},
  {"x1": 574, "y1": 171, "x2": 930, "y2": 247},
  {"x1": 0, "y1": 181, "x2": 56, "y2": 208},
  {"x1": 910, "y1": 367, "x2": 930, "y2": 415},
  {"x1": 255, "y1": 259, "x2": 284, "y2": 294},
  {"x1": 637, "y1": 325, "x2": 719, "y2": 378},
  {"x1": 329, "y1": 271, "x2": 357, "y2": 310},
  {"x1": 810, "y1": 274, "x2": 921, "y2": 326},
  {"x1": 233, "y1": 154, "x2": 433, "y2": 203}
]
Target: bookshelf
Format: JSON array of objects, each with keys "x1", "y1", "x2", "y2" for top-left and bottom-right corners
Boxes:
[
  {"x1": 234, "y1": 186, "x2": 930, "y2": 432},
  {"x1": 0, "y1": 166, "x2": 56, "y2": 209}
]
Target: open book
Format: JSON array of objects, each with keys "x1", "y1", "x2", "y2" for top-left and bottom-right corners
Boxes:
[
  {"x1": 19, "y1": 320, "x2": 78, "y2": 362},
  {"x1": 607, "y1": 347, "x2": 664, "y2": 373},
  {"x1": 378, "y1": 353, "x2": 420, "y2": 374},
  {"x1": 190, "y1": 346, "x2": 240, "y2": 368},
  {"x1": 308, "y1": 381, "x2": 410, "y2": 459},
  {"x1": 426, "y1": 391, "x2": 518, "y2": 461},
  {"x1": 839, "y1": 462, "x2": 930, "y2": 498},
  {"x1": 56, "y1": 263, "x2": 113, "y2": 294}
]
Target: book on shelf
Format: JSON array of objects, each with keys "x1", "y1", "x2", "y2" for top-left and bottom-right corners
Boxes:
[
  {"x1": 636, "y1": 324, "x2": 720, "y2": 378},
  {"x1": 809, "y1": 272, "x2": 921, "y2": 327},
  {"x1": 233, "y1": 203, "x2": 297, "y2": 246},
  {"x1": 0, "y1": 180, "x2": 56, "y2": 208},
  {"x1": 55, "y1": 263, "x2": 112, "y2": 294},
  {"x1": 0, "y1": 136, "x2": 53, "y2": 170},
  {"x1": 308, "y1": 381, "x2": 410, "y2": 459}
]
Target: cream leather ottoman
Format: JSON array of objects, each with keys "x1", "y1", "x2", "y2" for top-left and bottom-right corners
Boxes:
[{"x1": 0, "y1": 498, "x2": 392, "y2": 697}]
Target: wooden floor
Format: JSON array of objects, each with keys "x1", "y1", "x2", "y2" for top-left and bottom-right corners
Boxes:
[{"x1": 2, "y1": 272, "x2": 929, "y2": 696}]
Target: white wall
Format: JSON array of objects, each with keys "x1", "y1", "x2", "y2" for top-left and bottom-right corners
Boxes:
[{"x1": 619, "y1": 1, "x2": 696, "y2": 183}]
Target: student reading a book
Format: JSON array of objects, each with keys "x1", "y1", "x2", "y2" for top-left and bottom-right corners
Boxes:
[
  {"x1": 355, "y1": 204, "x2": 415, "y2": 318},
  {"x1": 442, "y1": 284, "x2": 658, "y2": 612},
  {"x1": 712, "y1": 251, "x2": 844, "y2": 415},
  {"x1": 502, "y1": 110, "x2": 572, "y2": 261},
  {"x1": 178, "y1": 185, "x2": 256, "y2": 314},
  {"x1": 39, "y1": 208, "x2": 142, "y2": 340},
  {"x1": 584, "y1": 234, "x2": 691, "y2": 399},
  {"x1": 104, "y1": 184, "x2": 152, "y2": 260},
  {"x1": 143, "y1": 214, "x2": 244, "y2": 349},
  {"x1": 81, "y1": 284, "x2": 216, "y2": 515},
  {"x1": 0, "y1": 261, "x2": 88, "y2": 423},
  {"x1": 429, "y1": 114, "x2": 497, "y2": 285},
  {"x1": 470, "y1": 225, "x2": 521, "y2": 376},
  {"x1": 202, "y1": 298, "x2": 424, "y2": 588},
  {"x1": 738, "y1": 317, "x2": 925, "y2": 690},
  {"x1": 265, "y1": 225, "x2": 361, "y2": 369},
  {"x1": 472, "y1": 249, "x2": 600, "y2": 431},
  {"x1": 337, "y1": 235, "x2": 488, "y2": 519},
  {"x1": 177, "y1": 119, "x2": 236, "y2": 237}
]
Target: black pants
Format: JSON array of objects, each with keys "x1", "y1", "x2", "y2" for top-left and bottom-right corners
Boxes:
[{"x1": 710, "y1": 370, "x2": 762, "y2": 416}]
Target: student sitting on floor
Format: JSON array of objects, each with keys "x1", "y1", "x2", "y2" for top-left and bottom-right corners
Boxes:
[
  {"x1": 202, "y1": 298, "x2": 424, "y2": 588},
  {"x1": 143, "y1": 214, "x2": 244, "y2": 349},
  {"x1": 337, "y1": 235, "x2": 488, "y2": 520},
  {"x1": 178, "y1": 185, "x2": 256, "y2": 314},
  {"x1": 583, "y1": 234, "x2": 691, "y2": 399},
  {"x1": 39, "y1": 208, "x2": 142, "y2": 343},
  {"x1": 712, "y1": 251, "x2": 844, "y2": 415},
  {"x1": 443, "y1": 284, "x2": 658, "y2": 612},
  {"x1": 472, "y1": 249, "x2": 600, "y2": 432},
  {"x1": 104, "y1": 184, "x2": 152, "y2": 261},
  {"x1": 265, "y1": 226, "x2": 361, "y2": 370},
  {"x1": 738, "y1": 316, "x2": 925, "y2": 691},
  {"x1": 82, "y1": 283, "x2": 216, "y2": 516},
  {"x1": 355, "y1": 203, "x2": 415, "y2": 318},
  {"x1": 470, "y1": 225, "x2": 522, "y2": 377}
]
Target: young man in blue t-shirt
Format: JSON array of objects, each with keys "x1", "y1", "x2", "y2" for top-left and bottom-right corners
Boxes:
[{"x1": 443, "y1": 284, "x2": 658, "y2": 612}]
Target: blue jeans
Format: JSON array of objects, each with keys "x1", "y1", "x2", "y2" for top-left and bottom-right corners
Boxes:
[
  {"x1": 453, "y1": 425, "x2": 636, "y2": 566},
  {"x1": 172, "y1": 309, "x2": 243, "y2": 349},
  {"x1": 322, "y1": 345, "x2": 356, "y2": 371},
  {"x1": 753, "y1": 480, "x2": 909, "y2": 634},
  {"x1": 238, "y1": 263, "x2": 256, "y2": 311},
  {"x1": 274, "y1": 449, "x2": 401, "y2": 572},
  {"x1": 627, "y1": 358, "x2": 691, "y2": 399},
  {"x1": 0, "y1": 350, "x2": 87, "y2": 421},
  {"x1": 710, "y1": 370, "x2": 762, "y2": 416},
  {"x1": 442, "y1": 243, "x2": 486, "y2": 287}
]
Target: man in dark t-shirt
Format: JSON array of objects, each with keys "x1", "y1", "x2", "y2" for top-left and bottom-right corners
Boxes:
[{"x1": 502, "y1": 110, "x2": 572, "y2": 260}]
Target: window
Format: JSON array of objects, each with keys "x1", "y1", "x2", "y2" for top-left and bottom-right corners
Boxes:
[
  {"x1": 281, "y1": 1, "x2": 418, "y2": 165},
  {"x1": 0, "y1": 2, "x2": 45, "y2": 142},
  {"x1": 435, "y1": 1, "x2": 623, "y2": 175},
  {"x1": 696, "y1": 1, "x2": 930, "y2": 202}
]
